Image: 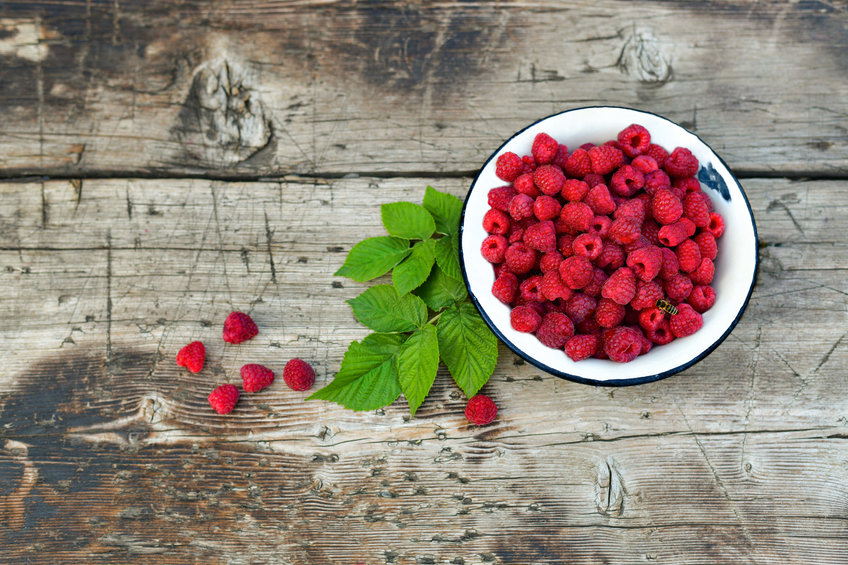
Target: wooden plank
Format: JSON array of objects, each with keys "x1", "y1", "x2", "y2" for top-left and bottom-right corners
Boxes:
[
  {"x1": 0, "y1": 1, "x2": 847, "y2": 177},
  {"x1": 1, "y1": 176, "x2": 846, "y2": 563}
]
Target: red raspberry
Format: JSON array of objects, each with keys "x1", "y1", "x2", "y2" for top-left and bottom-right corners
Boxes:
[
  {"x1": 523, "y1": 220, "x2": 557, "y2": 253},
  {"x1": 689, "y1": 258, "x2": 715, "y2": 286},
  {"x1": 488, "y1": 185, "x2": 517, "y2": 212},
  {"x1": 664, "y1": 147, "x2": 700, "y2": 178},
  {"x1": 513, "y1": 173, "x2": 540, "y2": 197},
  {"x1": 559, "y1": 255, "x2": 593, "y2": 290},
  {"x1": 624, "y1": 235, "x2": 650, "y2": 255},
  {"x1": 533, "y1": 165, "x2": 566, "y2": 196},
  {"x1": 522, "y1": 154, "x2": 537, "y2": 170},
  {"x1": 492, "y1": 272, "x2": 519, "y2": 304},
  {"x1": 561, "y1": 179, "x2": 589, "y2": 202},
  {"x1": 507, "y1": 220, "x2": 525, "y2": 244},
  {"x1": 493, "y1": 262, "x2": 509, "y2": 279},
  {"x1": 631, "y1": 155, "x2": 659, "y2": 174},
  {"x1": 642, "y1": 218, "x2": 661, "y2": 245},
  {"x1": 495, "y1": 152, "x2": 523, "y2": 182},
  {"x1": 646, "y1": 318, "x2": 674, "y2": 345},
  {"x1": 659, "y1": 247, "x2": 679, "y2": 280},
  {"x1": 511, "y1": 305, "x2": 542, "y2": 333},
  {"x1": 595, "y1": 242, "x2": 625, "y2": 270},
  {"x1": 566, "y1": 293, "x2": 597, "y2": 324},
  {"x1": 617, "y1": 123, "x2": 651, "y2": 157},
  {"x1": 509, "y1": 193, "x2": 535, "y2": 221},
  {"x1": 687, "y1": 284, "x2": 716, "y2": 313},
  {"x1": 604, "y1": 139, "x2": 624, "y2": 150},
  {"x1": 540, "y1": 269, "x2": 572, "y2": 301},
  {"x1": 673, "y1": 177, "x2": 702, "y2": 192},
  {"x1": 579, "y1": 318, "x2": 603, "y2": 337},
  {"x1": 581, "y1": 267, "x2": 607, "y2": 298},
  {"x1": 573, "y1": 232, "x2": 603, "y2": 260},
  {"x1": 627, "y1": 245, "x2": 662, "y2": 282},
  {"x1": 664, "y1": 273, "x2": 694, "y2": 302},
  {"x1": 545, "y1": 297, "x2": 569, "y2": 314},
  {"x1": 639, "y1": 332, "x2": 654, "y2": 355},
  {"x1": 613, "y1": 197, "x2": 647, "y2": 224},
  {"x1": 706, "y1": 212, "x2": 725, "y2": 238},
  {"x1": 557, "y1": 233, "x2": 575, "y2": 257},
  {"x1": 683, "y1": 192, "x2": 710, "y2": 227},
  {"x1": 176, "y1": 341, "x2": 205, "y2": 373},
  {"x1": 504, "y1": 242, "x2": 537, "y2": 274},
  {"x1": 583, "y1": 173, "x2": 606, "y2": 188},
  {"x1": 657, "y1": 220, "x2": 690, "y2": 247},
  {"x1": 579, "y1": 142, "x2": 596, "y2": 151},
  {"x1": 539, "y1": 251, "x2": 564, "y2": 274},
  {"x1": 602, "y1": 267, "x2": 637, "y2": 305},
  {"x1": 590, "y1": 215, "x2": 613, "y2": 238},
  {"x1": 693, "y1": 231, "x2": 717, "y2": 261},
  {"x1": 588, "y1": 145, "x2": 624, "y2": 175},
  {"x1": 560, "y1": 202, "x2": 594, "y2": 233},
  {"x1": 630, "y1": 280, "x2": 664, "y2": 311},
  {"x1": 241, "y1": 363, "x2": 275, "y2": 393},
  {"x1": 584, "y1": 183, "x2": 616, "y2": 216},
  {"x1": 676, "y1": 239, "x2": 702, "y2": 273},
  {"x1": 208, "y1": 384, "x2": 239, "y2": 415},
  {"x1": 610, "y1": 165, "x2": 645, "y2": 197},
  {"x1": 595, "y1": 298, "x2": 625, "y2": 328},
  {"x1": 651, "y1": 188, "x2": 683, "y2": 225},
  {"x1": 519, "y1": 275, "x2": 545, "y2": 302},
  {"x1": 680, "y1": 217, "x2": 697, "y2": 237},
  {"x1": 483, "y1": 208, "x2": 510, "y2": 235},
  {"x1": 644, "y1": 169, "x2": 671, "y2": 196},
  {"x1": 608, "y1": 217, "x2": 641, "y2": 245},
  {"x1": 481, "y1": 234, "x2": 508, "y2": 263},
  {"x1": 465, "y1": 394, "x2": 498, "y2": 426},
  {"x1": 565, "y1": 334, "x2": 599, "y2": 361},
  {"x1": 535, "y1": 312, "x2": 575, "y2": 349},
  {"x1": 552, "y1": 143, "x2": 570, "y2": 169},
  {"x1": 638, "y1": 307, "x2": 666, "y2": 332},
  {"x1": 564, "y1": 147, "x2": 592, "y2": 178},
  {"x1": 645, "y1": 143, "x2": 669, "y2": 167},
  {"x1": 283, "y1": 358, "x2": 315, "y2": 391},
  {"x1": 533, "y1": 195, "x2": 562, "y2": 221},
  {"x1": 670, "y1": 303, "x2": 703, "y2": 338},
  {"x1": 604, "y1": 326, "x2": 643, "y2": 363},
  {"x1": 223, "y1": 311, "x2": 259, "y2": 344},
  {"x1": 532, "y1": 133, "x2": 559, "y2": 165}
]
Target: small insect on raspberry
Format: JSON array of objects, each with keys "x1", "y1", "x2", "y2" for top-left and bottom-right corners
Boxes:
[{"x1": 655, "y1": 298, "x2": 679, "y2": 316}]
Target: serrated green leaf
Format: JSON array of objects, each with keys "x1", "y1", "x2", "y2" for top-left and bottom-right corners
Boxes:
[
  {"x1": 434, "y1": 234, "x2": 462, "y2": 281},
  {"x1": 397, "y1": 324, "x2": 440, "y2": 416},
  {"x1": 381, "y1": 202, "x2": 436, "y2": 240},
  {"x1": 347, "y1": 284, "x2": 428, "y2": 333},
  {"x1": 307, "y1": 333, "x2": 404, "y2": 411},
  {"x1": 334, "y1": 236, "x2": 411, "y2": 282},
  {"x1": 414, "y1": 265, "x2": 467, "y2": 310},
  {"x1": 436, "y1": 302, "x2": 498, "y2": 398},
  {"x1": 423, "y1": 186, "x2": 463, "y2": 236},
  {"x1": 393, "y1": 238, "x2": 435, "y2": 295}
]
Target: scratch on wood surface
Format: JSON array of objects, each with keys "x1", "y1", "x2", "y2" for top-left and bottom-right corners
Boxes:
[
  {"x1": 71, "y1": 179, "x2": 83, "y2": 210},
  {"x1": 767, "y1": 199, "x2": 805, "y2": 236},
  {"x1": 105, "y1": 231, "x2": 113, "y2": 376},
  {"x1": 740, "y1": 325, "x2": 762, "y2": 468},
  {"x1": 264, "y1": 211, "x2": 277, "y2": 284}
]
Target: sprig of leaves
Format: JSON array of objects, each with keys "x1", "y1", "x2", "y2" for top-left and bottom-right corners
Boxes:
[{"x1": 308, "y1": 186, "x2": 499, "y2": 416}]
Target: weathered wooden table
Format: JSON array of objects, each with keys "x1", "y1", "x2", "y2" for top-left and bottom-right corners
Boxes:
[{"x1": 2, "y1": 2, "x2": 847, "y2": 563}]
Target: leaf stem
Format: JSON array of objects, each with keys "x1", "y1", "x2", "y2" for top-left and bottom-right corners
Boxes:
[{"x1": 428, "y1": 311, "x2": 444, "y2": 325}]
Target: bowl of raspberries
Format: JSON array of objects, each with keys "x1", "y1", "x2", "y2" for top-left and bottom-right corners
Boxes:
[{"x1": 460, "y1": 106, "x2": 757, "y2": 385}]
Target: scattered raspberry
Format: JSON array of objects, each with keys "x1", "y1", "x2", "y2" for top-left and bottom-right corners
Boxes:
[
  {"x1": 687, "y1": 285, "x2": 716, "y2": 313},
  {"x1": 283, "y1": 358, "x2": 316, "y2": 391},
  {"x1": 492, "y1": 272, "x2": 519, "y2": 304},
  {"x1": 595, "y1": 298, "x2": 625, "y2": 328},
  {"x1": 176, "y1": 341, "x2": 205, "y2": 373},
  {"x1": 566, "y1": 293, "x2": 597, "y2": 324},
  {"x1": 588, "y1": 145, "x2": 624, "y2": 175},
  {"x1": 465, "y1": 394, "x2": 498, "y2": 426},
  {"x1": 584, "y1": 183, "x2": 616, "y2": 216},
  {"x1": 602, "y1": 267, "x2": 637, "y2": 305},
  {"x1": 669, "y1": 303, "x2": 703, "y2": 338},
  {"x1": 533, "y1": 165, "x2": 566, "y2": 196},
  {"x1": 604, "y1": 326, "x2": 643, "y2": 363},
  {"x1": 509, "y1": 193, "x2": 535, "y2": 221},
  {"x1": 664, "y1": 147, "x2": 699, "y2": 178},
  {"x1": 488, "y1": 185, "x2": 517, "y2": 212},
  {"x1": 561, "y1": 179, "x2": 590, "y2": 202},
  {"x1": 535, "y1": 312, "x2": 575, "y2": 349},
  {"x1": 617, "y1": 123, "x2": 651, "y2": 157},
  {"x1": 208, "y1": 384, "x2": 239, "y2": 415},
  {"x1": 481, "y1": 234, "x2": 508, "y2": 263},
  {"x1": 513, "y1": 173, "x2": 540, "y2": 197},
  {"x1": 559, "y1": 255, "x2": 594, "y2": 290},
  {"x1": 483, "y1": 208, "x2": 510, "y2": 235},
  {"x1": 560, "y1": 202, "x2": 594, "y2": 233},
  {"x1": 564, "y1": 148, "x2": 592, "y2": 178},
  {"x1": 495, "y1": 152, "x2": 523, "y2": 182},
  {"x1": 223, "y1": 311, "x2": 259, "y2": 344},
  {"x1": 241, "y1": 363, "x2": 275, "y2": 393},
  {"x1": 689, "y1": 258, "x2": 715, "y2": 286},
  {"x1": 610, "y1": 165, "x2": 645, "y2": 197},
  {"x1": 522, "y1": 154, "x2": 537, "y2": 170},
  {"x1": 676, "y1": 239, "x2": 702, "y2": 273},
  {"x1": 532, "y1": 133, "x2": 559, "y2": 165},
  {"x1": 683, "y1": 192, "x2": 710, "y2": 227},
  {"x1": 520, "y1": 275, "x2": 545, "y2": 302},
  {"x1": 706, "y1": 211, "x2": 726, "y2": 239},
  {"x1": 504, "y1": 242, "x2": 537, "y2": 274},
  {"x1": 511, "y1": 305, "x2": 542, "y2": 333},
  {"x1": 565, "y1": 334, "x2": 598, "y2": 361},
  {"x1": 533, "y1": 195, "x2": 562, "y2": 221}
]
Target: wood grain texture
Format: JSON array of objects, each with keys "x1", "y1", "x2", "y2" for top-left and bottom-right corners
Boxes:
[
  {"x1": 1, "y1": 177, "x2": 846, "y2": 564},
  {"x1": 0, "y1": 1, "x2": 847, "y2": 177}
]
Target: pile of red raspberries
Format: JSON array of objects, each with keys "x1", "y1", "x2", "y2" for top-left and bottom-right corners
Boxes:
[{"x1": 482, "y1": 124, "x2": 724, "y2": 363}]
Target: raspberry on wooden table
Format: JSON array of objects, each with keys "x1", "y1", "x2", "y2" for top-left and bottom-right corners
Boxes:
[
  {"x1": 176, "y1": 341, "x2": 205, "y2": 373},
  {"x1": 283, "y1": 359, "x2": 316, "y2": 391},
  {"x1": 208, "y1": 384, "x2": 239, "y2": 415},
  {"x1": 241, "y1": 363, "x2": 275, "y2": 393},
  {"x1": 465, "y1": 395, "x2": 498, "y2": 426},
  {"x1": 223, "y1": 311, "x2": 259, "y2": 344}
]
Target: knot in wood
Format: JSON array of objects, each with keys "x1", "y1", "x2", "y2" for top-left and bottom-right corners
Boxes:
[
  {"x1": 617, "y1": 26, "x2": 672, "y2": 84},
  {"x1": 595, "y1": 457, "x2": 625, "y2": 517}
]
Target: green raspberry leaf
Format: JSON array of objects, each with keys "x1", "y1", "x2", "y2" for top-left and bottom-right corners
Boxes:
[
  {"x1": 423, "y1": 186, "x2": 463, "y2": 236},
  {"x1": 334, "y1": 236, "x2": 410, "y2": 282},
  {"x1": 307, "y1": 333, "x2": 404, "y2": 411},
  {"x1": 347, "y1": 284, "x2": 428, "y2": 333},
  {"x1": 393, "y1": 238, "x2": 435, "y2": 296},
  {"x1": 436, "y1": 302, "x2": 498, "y2": 398},
  {"x1": 434, "y1": 234, "x2": 462, "y2": 281},
  {"x1": 381, "y1": 202, "x2": 436, "y2": 240},
  {"x1": 414, "y1": 265, "x2": 467, "y2": 311},
  {"x1": 397, "y1": 324, "x2": 440, "y2": 416}
]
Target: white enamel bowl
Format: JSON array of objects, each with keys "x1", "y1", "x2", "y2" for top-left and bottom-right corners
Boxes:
[{"x1": 459, "y1": 107, "x2": 758, "y2": 386}]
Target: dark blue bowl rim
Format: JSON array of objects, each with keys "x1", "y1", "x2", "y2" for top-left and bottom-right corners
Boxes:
[{"x1": 458, "y1": 105, "x2": 759, "y2": 387}]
